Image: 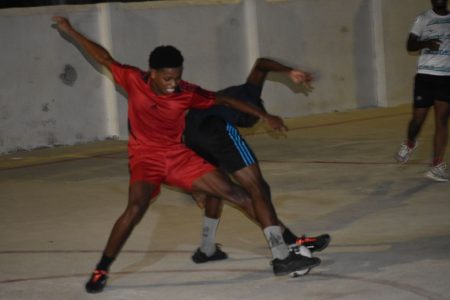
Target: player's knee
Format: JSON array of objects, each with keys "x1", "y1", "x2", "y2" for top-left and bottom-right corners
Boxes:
[
  {"x1": 259, "y1": 180, "x2": 271, "y2": 197},
  {"x1": 225, "y1": 185, "x2": 250, "y2": 207},
  {"x1": 126, "y1": 196, "x2": 151, "y2": 224},
  {"x1": 411, "y1": 118, "x2": 424, "y2": 128},
  {"x1": 126, "y1": 203, "x2": 148, "y2": 225},
  {"x1": 242, "y1": 177, "x2": 270, "y2": 198}
]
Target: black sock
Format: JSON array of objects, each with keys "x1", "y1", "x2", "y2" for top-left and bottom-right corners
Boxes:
[
  {"x1": 96, "y1": 254, "x2": 115, "y2": 272},
  {"x1": 282, "y1": 228, "x2": 298, "y2": 245}
]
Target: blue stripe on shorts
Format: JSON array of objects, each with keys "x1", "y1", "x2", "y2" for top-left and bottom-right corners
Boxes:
[{"x1": 226, "y1": 122, "x2": 255, "y2": 166}]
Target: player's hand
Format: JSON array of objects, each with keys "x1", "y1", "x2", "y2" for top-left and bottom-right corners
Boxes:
[
  {"x1": 424, "y1": 38, "x2": 442, "y2": 51},
  {"x1": 289, "y1": 69, "x2": 313, "y2": 89},
  {"x1": 264, "y1": 114, "x2": 288, "y2": 132},
  {"x1": 52, "y1": 16, "x2": 73, "y2": 34}
]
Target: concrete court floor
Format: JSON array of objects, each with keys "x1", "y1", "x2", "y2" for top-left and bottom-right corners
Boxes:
[{"x1": 0, "y1": 104, "x2": 449, "y2": 300}]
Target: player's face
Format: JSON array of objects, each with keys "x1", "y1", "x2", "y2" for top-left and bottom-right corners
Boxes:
[{"x1": 150, "y1": 67, "x2": 183, "y2": 95}]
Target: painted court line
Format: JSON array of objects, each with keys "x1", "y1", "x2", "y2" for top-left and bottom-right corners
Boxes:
[{"x1": 0, "y1": 269, "x2": 267, "y2": 284}]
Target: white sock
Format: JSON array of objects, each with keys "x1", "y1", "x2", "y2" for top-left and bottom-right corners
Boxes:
[
  {"x1": 263, "y1": 226, "x2": 290, "y2": 260},
  {"x1": 200, "y1": 216, "x2": 219, "y2": 256}
]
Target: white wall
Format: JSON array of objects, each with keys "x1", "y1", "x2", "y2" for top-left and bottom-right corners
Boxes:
[
  {"x1": 379, "y1": 0, "x2": 430, "y2": 107},
  {"x1": 256, "y1": 0, "x2": 373, "y2": 115},
  {"x1": 0, "y1": 0, "x2": 430, "y2": 153}
]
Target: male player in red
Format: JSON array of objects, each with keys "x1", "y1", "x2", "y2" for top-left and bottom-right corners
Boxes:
[{"x1": 52, "y1": 16, "x2": 321, "y2": 293}]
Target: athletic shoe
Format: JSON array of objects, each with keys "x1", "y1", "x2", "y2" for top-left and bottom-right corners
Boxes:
[
  {"x1": 272, "y1": 251, "x2": 321, "y2": 276},
  {"x1": 191, "y1": 244, "x2": 228, "y2": 264},
  {"x1": 289, "y1": 234, "x2": 331, "y2": 253},
  {"x1": 396, "y1": 142, "x2": 417, "y2": 164},
  {"x1": 425, "y1": 163, "x2": 448, "y2": 182},
  {"x1": 85, "y1": 269, "x2": 108, "y2": 293}
]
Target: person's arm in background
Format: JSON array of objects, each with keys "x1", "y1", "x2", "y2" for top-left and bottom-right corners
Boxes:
[{"x1": 215, "y1": 94, "x2": 288, "y2": 132}]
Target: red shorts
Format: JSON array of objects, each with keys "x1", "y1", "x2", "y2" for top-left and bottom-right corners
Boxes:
[{"x1": 128, "y1": 143, "x2": 216, "y2": 198}]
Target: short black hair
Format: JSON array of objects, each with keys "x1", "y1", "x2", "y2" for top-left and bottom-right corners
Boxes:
[{"x1": 149, "y1": 45, "x2": 184, "y2": 69}]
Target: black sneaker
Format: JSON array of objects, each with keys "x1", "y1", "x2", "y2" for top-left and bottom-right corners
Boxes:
[
  {"x1": 191, "y1": 244, "x2": 228, "y2": 264},
  {"x1": 289, "y1": 234, "x2": 331, "y2": 253},
  {"x1": 272, "y1": 251, "x2": 321, "y2": 276},
  {"x1": 85, "y1": 269, "x2": 108, "y2": 293}
]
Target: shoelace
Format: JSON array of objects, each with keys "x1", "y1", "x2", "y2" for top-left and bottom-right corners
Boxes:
[
  {"x1": 399, "y1": 144, "x2": 413, "y2": 154},
  {"x1": 434, "y1": 164, "x2": 447, "y2": 174},
  {"x1": 91, "y1": 270, "x2": 108, "y2": 283},
  {"x1": 295, "y1": 235, "x2": 317, "y2": 246}
]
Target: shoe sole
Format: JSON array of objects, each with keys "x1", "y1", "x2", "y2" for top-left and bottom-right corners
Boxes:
[
  {"x1": 288, "y1": 259, "x2": 321, "y2": 278},
  {"x1": 425, "y1": 172, "x2": 449, "y2": 182},
  {"x1": 192, "y1": 255, "x2": 228, "y2": 264},
  {"x1": 85, "y1": 281, "x2": 107, "y2": 294},
  {"x1": 274, "y1": 257, "x2": 321, "y2": 277},
  {"x1": 396, "y1": 157, "x2": 408, "y2": 164},
  {"x1": 290, "y1": 268, "x2": 311, "y2": 277},
  {"x1": 191, "y1": 249, "x2": 228, "y2": 264},
  {"x1": 86, "y1": 287, "x2": 105, "y2": 294}
]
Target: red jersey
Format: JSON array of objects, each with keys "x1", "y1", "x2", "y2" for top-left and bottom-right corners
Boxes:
[{"x1": 111, "y1": 63, "x2": 216, "y2": 148}]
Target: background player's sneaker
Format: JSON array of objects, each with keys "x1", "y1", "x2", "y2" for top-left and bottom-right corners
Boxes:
[
  {"x1": 289, "y1": 234, "x2": 331, "y2": 253},
  {"x1": 272, "y1": 251, "x2": 321, "y2": 276},
  {"x1": 425, "y1": 163, "x2": 448, "y2": 182},
  {"x1": 85, "y1": 269, "x2": 108, "y2": 293},
  {"x1": 396, "y1": 142, "x2": 417, "y2": 164},
  {"x1": 192, "y1": 244, "x2": 228, "y2": 264}
]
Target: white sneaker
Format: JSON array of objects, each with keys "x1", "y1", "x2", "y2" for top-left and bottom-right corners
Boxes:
[
  {"x1": 396, "y1": 142, "x2": 417, "y2": 164},
  {"x1": 425, "y1": 163, "x2": 448, "y2": 182}
]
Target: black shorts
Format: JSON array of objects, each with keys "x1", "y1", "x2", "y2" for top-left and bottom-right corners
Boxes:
[
  {"x1": 184, "y1": 116, "x2": 257, "y2": 173},
  {"x1": 413, "y1": 74, "x2": 450, "y2": 108}
]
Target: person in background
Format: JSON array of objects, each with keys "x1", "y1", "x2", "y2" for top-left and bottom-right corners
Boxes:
[{"x1": 396, "y1": 0, "x2": 450, "y2": 182}]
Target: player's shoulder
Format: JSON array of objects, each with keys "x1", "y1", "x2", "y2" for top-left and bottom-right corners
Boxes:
[
  {"x1": 179, "y1": 80, "x2": 200, "y2": 92},
  {"x1": 410, "y1": 9, "x2": 433, "y2": 30},
  {"x1": 112, "y1": 63, "x2": 142, "y2": 75},
  {"x1": 417, "y1": 9, "x2": 437, "y2": 20}
]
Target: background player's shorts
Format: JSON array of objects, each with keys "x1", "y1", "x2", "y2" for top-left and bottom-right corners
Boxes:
[
  {"x1": 184, "y1": 116, "x2": 257, "y2": 173},
  {"x1": 414, "y1": 74, "x2": 450, "y2": 108},
  {"x1": 129, "y1": 143, "x2": 216, "y2": 198}
]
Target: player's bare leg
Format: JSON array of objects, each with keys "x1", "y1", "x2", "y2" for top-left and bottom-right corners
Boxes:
[
  {"x1": 85, "y1": 181, "x2": 156, "y2": 293},
  {"x1": 192, "y1": 170, "x2": 321, "y2": 276},
  {"x1": 426, "y1": 101, "x2": 450, "y2": 181}
]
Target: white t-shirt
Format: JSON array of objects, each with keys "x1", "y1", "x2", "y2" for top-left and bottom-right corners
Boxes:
[{"x1": 410, "y1": 9, "x2": 450, "y2": 76}]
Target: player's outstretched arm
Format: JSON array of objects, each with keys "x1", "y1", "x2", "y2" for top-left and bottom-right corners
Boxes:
[
  {"x1": 52, "y1": 16, "x2": 117, "y2": 70},
  {"x1": 216, "y1": 94, "x2": 288, "y2": 132},
  {"x1": 246, "y1": 57, "x2": 313, "y2": 89}
]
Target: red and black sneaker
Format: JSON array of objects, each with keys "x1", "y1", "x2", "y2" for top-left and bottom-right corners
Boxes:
[
  {"x1": 85, "y1": 269, "x2": 108, "y2": 293},
  {"x1": 289, "y1": 234, "x2": 331, "y2": 253}
]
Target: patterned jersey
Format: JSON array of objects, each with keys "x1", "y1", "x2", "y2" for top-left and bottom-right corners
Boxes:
[
  {"x1": 410, "y1": 9, "x2": 450, "y2": 75},
  {"x1": 111, "y1": 63, "x2": 216, "y2": 147}
]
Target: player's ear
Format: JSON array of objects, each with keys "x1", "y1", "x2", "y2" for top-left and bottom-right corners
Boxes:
[{"x1": 150, "y1": 69, "x2": 157, "y2": 79}]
